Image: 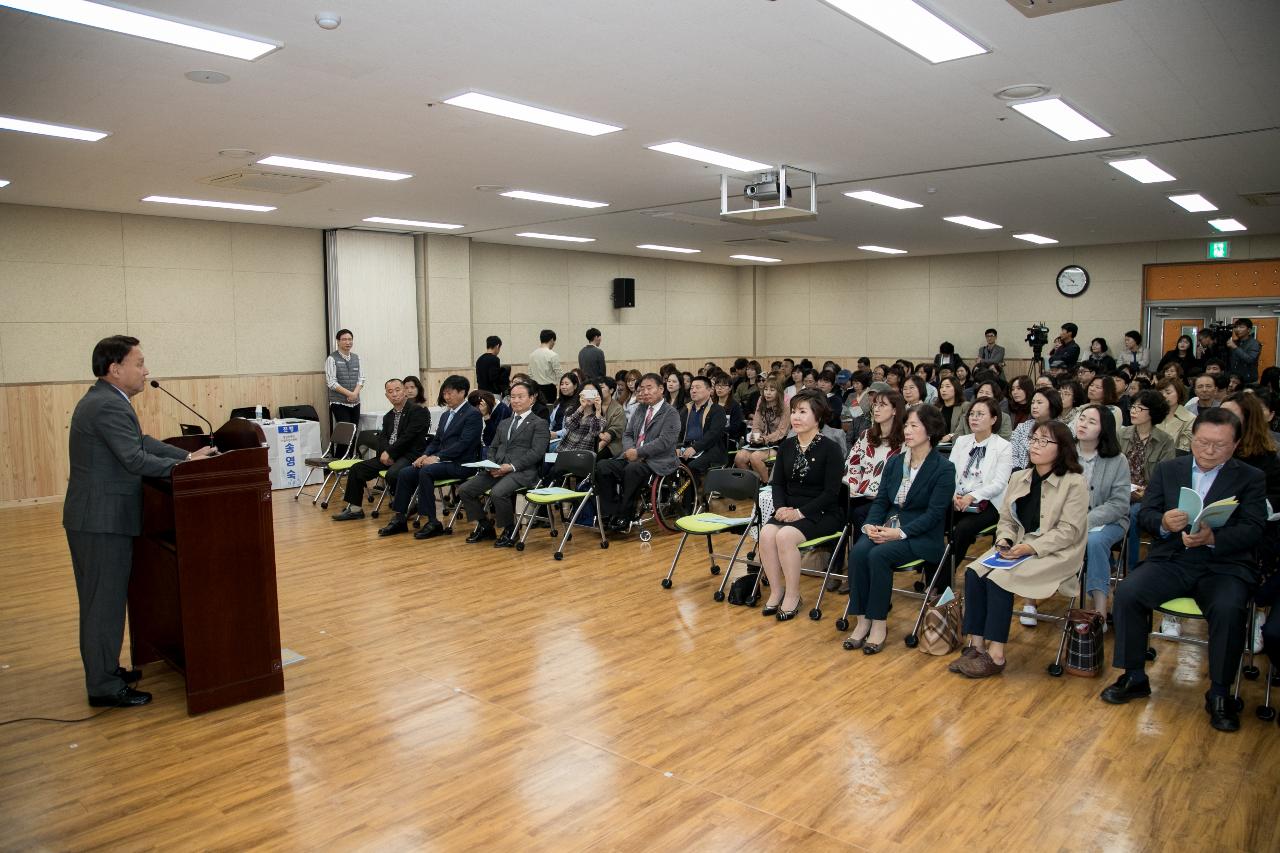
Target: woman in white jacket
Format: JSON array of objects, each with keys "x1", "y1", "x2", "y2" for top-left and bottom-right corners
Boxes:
[{"x1": 947, "y1": 397, "x2": 1013, "y2": 572}]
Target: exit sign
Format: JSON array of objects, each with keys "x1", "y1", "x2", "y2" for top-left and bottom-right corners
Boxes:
[{"x1": 1207, "y1": 240, "x2": 1231, "y2": 259}]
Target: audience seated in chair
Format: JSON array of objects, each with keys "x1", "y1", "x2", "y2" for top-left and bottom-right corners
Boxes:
[
  {"x1": 711, "y1": 373, "x2": 747, "y2": 449},
  {"x1": 757, "y1": 391, "x2": 846, "y2": 622},
  {"x1": 1010, "y1": 387, "x2": 1063, "y2": 470},
  {"x1": 1074, "y1": 404, "x2": 1132, "y2": 621},
  {"x1": 547, "y1": 372, "x2": 582, "y2": 443},
  {"x1": 1155, "y1": 377, "x2": 1194, "y2": 452},
  {"x1": 379, "y1": 374, "x2": 483, "y2": 540},
  {"x1": 947, "y1": 397, "x2": 1013, "y2": 572},
  {"x1": 331, "y1": 378, "x2": 431, "y2": 522},
  {"x1": 1101, "y1": 408, "x2": 1267, "y2": 732},
  {"x1": 952, "y1": 420, "x2": 1088, "y2": 678},
  {"x1": 734, "y1": 372, "x2": 788, "y2": 481},
  {"x1": 935, "y1": 376, "x2": 969, "y2": 443},
  {"x1": 676, "y1": 376, "x2": 726, "y2": 475},
  {"x1": 596, "y1": 373, "x2": 682, "y2": 532},
  {"x1": 468, "y1": 390, "x2": 499, "y2": 450},
  {"x1": 844, "y1": 404, "x2": 955, "y2": 654},
  {"x1": 1120, "y1": 390, "x2": 1176, "y2": 571},
  {"x1": 560, "y1": 379, "x2": 625, "y2": 460}
]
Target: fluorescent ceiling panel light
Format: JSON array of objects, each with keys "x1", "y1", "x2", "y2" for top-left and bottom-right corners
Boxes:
[
  {"x1": 844, "y1": 190, "x2": 922, "y2": 209},
  {"x1": 0, "y1": 114, "x2": 108, "y2": 141},
  {"x1": 1167, "y1": 193, "x2": 1217, "y2": 213},
  {"x1": 256, "y1": 155, "x2": 411, "y2": 181},
  {"x1": 1208, "y1": 218, "x2": 1246, "y2": 232},
  {"x1": 1107, "y1": 158, "x2": 1175, "y2": 183},
  {"x1": 944, "y1": 215, "x2": 1001, "y2": 230},
  {"x1": 647, "y1": 142, "x2": 770, "y2": 173},
  {"x1": 0, "y1": 0, "x2": 280, "y2": 60},
  {"x1": 363, "y1": 216, "x2": 464, "y2": 230},
  {"x1": 1009, "y1": 98, "x2": 1110, "y2": 142},
  {"x1": 730, "y1": 254, "x2": 782, "y2": 263},
  {"x1": 0, "y1": 180, "x2": 9, "y2": 188},
  {"x1": 442, "y1": 92, "x2": 620, "y2": 136},
  {"x1": 858, "y1": 245, "x2": 908, "y2": 254},
  {"x1": 516, "y1": 232, "x2": 595, "y2": 242},
  {"x1": 500, "y1": 190, "x2": 607, "y2": 208},
  {"x1": 636, "y1": 244, "x2": 700, "y2": 254},
  {"x1": 142, "y1": 195, "x2": 275, "y2": 212},
  {"x1": 817, "y1": 0, "x2": 987, "y2": 64},
  {"x1": 1012, "y1": 233, "x2": 1058, "y2": 245}
]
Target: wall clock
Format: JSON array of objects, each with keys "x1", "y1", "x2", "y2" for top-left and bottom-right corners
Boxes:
[{"x1": 1056, "y1": 265, "x2": 1089, "y2": 297}]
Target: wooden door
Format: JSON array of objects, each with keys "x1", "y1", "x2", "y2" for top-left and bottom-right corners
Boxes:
[{"x1": 1162, "y1": 318, "x2": 1203, "y2": 358}]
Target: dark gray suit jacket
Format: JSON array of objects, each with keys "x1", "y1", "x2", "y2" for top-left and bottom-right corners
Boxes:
[
  {"x1": 63, "y1": 380, "x2": 189, "y2": 536},
  {"x1": 622, "y1": 401, "x2": 682, "y2": 475},
  {"x1": 487, "y1": 411, "x2": 551, "y2": 487}
]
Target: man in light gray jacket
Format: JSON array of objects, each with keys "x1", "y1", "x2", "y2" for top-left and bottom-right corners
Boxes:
[{"x1": 595, "y1": 373, "x2": 682, "y2": 531}]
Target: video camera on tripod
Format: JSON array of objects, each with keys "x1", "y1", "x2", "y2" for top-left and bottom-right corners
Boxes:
[{"x1": 1025, "y1": 323, "x2": 1050, "y2": 356}]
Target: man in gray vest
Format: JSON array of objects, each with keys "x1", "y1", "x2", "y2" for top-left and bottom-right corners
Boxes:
[
  {"x1": 325, "y1": 328, "x2": 364, "y2": 455},
  {"x1": 64, "y1": 335, "x2": 217, "y2": 707}
]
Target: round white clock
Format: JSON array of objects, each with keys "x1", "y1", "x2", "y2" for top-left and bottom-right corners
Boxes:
[{"x1": 1056, "y1": 265, "x2": 1089, "y2": 297}]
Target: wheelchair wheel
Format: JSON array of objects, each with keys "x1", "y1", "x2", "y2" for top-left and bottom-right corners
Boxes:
[{"x1": 652, "y1": 465, "x2": 699, "y2": 534}]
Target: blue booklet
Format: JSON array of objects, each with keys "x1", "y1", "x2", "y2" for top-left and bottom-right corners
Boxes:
[{"x1": 979, "y1": 552, "x2": 1032, "y2": 571}]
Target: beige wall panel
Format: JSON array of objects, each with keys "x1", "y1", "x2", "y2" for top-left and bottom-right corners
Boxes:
[
  {"x1": 764, "y1": 265, "x2": 810, "y2": 295},
  {"x1": 231, "y1": 223, "x2": 323, "y2": 274},
  {"x1": 619, "y1": 291, "x2": 663, "y2": 325},
  {"x1": 427, "y1": 322, "x2": 472, "y2": 371},
  {"x1": 234, "y1": 319, "x2": 326, "y2": 375},
  {"x1": 1069, "y1": 280, "x2": 1141, "y2": 322},
  {"x1": 619, "y1": 256, "x2": 667, "y2": 291},
  {"x1": 1072, "y1": 242, "x2": 1155, "y2": 283},
  {"x1": 928, "y1": 323, "x2": 995, "y2": 358},
  {"x1": 1154, "y1": 239, "x2": 1213, "y2": 264},
  {"x1": 663, "y1": 324, "x2": 705, "y2": 359},
  {"x1": 665, "y1": 261, "x2": 715, "y2": 293},
  {"x1": 866, "y1": 256, "x2": 928, "y2": 291},
  {"x1": 995, "y1": 247, "x2": 1074, "y2": 285},
  {"x1": 1245, "y1": 234, "x2": 1280, "y2": 257},
  {"x1": 866, "y1": 321, "x2": 929, "y2": 357},
  {"x1": 508, "y1": 324, "x2": 551, "y2": 363},
  {"x1": 930, "y1": 251, "x2": 998, "y2": 289},
  {"x1": 122, "y1": 214, "x2": 232, "y2": 271},
  {"x1": 568, "y1": 252, "x2": 620, "y2": 288},
  {"x1": 1, "y1": 322, "x2": 121, "y2": 383},
  {"x1": 233, "y1": 270, "x2": 326, "y2": 322},
  {"x1": 809, "y1": 260, "x2": 861, "y2": 294},
  {"x1": 508, "y1": 245, "x2": 569, "y2": 286},
  {"x1": 508, "y1": 283, "x2": 568, "y2": 329},
  {"x1": 765, "y1": 291, "x2": 810, "y2": 327},
  {"x1": 865, "y1": 287, "x2": 930, "y2": 318},
  {"x1": 426, "y1": 234, "x2": 470, "y2": 280},
  {"x1": 616, "y1": 324, "x2": 664, "y2": 362},
  {"x1": 470, "y1": 242, "x2": 511, "y2": 282},
  {"x1": 929, "y1": 286, "x2": 999, "y2": 318},
  {"x1": 0, "y1": 204, "x2": 122, "y2": 266},
  {"x1": 0, "y1": 261, "x2": 127, "y2": 323},
  {"x1": 568, "y1": 286, "x2": 614, "y2": 327},
  {"x1": 763, "y1": 325, "x2": 810, "y2": 356},
  {"x1": 810, "y1": 323, "x2": 867, "y2": 356},
  {"x1": 427, "y1": 275, "x2": 472, "y2": 320},
  {"x1": 128, "y1": 321, "x2": 237, "y2": 377},
  {"x1": 472, "y1": 281, "x2": 511, "y2": 324},
  {"x1": 125, "y1": 267, "x2": 235, "y2": 324},
  {"x1": 996, "y1": 283, "x2": 1072, "y2": 323}
]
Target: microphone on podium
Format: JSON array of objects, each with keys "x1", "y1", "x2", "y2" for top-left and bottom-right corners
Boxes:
[{"x1": 150, "y1": 380, "x2": 214, "y2": 440}]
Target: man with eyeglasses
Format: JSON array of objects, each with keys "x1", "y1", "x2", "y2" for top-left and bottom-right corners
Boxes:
[{"x1": 1101, "y1": 408, "x2": 1266, "y2": 732}]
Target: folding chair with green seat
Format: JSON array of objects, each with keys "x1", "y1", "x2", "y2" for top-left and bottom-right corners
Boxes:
[
  {"x1": 831, "y1": 545, "x2": 954, "y2": 647},
  {"x1": 296, "y1": 421, "x2": 357, "y2": 504},
  {"x1": 515, "y1": 450, "x2": 608, "y2": 560},
  {"x1": 316, "y1": 429, "x2": 379, "y2": 510},
  {"x1": 743, "y1": 528, "x2": 849, "y2": 617},
  {"x1": 1135, "y1": 596, "x2": 1260, "y2": 707},
  {"x1": 663, "y1": 468, "x2": 761, "y2": 592},
  {"x1": 410, "y1": 478, "x2": 465, "y2": 529}
]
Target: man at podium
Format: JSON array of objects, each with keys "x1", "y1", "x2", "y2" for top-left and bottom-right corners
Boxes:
[{"x1": 63, "y1": 335, "x2": 216, "y2": 708}]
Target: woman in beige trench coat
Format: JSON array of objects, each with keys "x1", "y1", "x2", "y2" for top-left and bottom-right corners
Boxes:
[{"x1": 949, "y1": 420, "x2": 1089, "y2": 678}]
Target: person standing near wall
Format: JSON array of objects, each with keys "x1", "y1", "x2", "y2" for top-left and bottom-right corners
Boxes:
[
  {"x1": 578, "y1": 327, "x2": 607, "y2": 379},
  {"x1": 325, "y1": 328, "x2": 364, "y2": 455},
  {"x1": 528, "y1": 329, "x2": 561, "y2": 404}
]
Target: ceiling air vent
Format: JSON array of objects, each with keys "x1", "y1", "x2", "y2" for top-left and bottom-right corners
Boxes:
[
  {"x1": 1004, "y1": 0, "x2": 1122, "y2": 18},
  {"x1": 1240, "y1": 191, "x2": 1280, "y2": 207},
  {"x1": 199, "y1": 169, "x2": 328, "y2": 195}
]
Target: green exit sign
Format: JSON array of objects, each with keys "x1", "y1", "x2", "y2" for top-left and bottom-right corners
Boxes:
[{"x1": 1207, "y1": 240, "x2": 1231, "y2": 259}]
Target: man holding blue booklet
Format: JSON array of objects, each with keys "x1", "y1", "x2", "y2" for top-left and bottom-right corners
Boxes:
[{"x1": 1101, "y1": 408, "x2": 1267, "y2": 732}]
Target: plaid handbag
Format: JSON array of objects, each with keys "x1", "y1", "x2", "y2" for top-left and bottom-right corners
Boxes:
[{"x1": 1065, "y1": 608, "x2": 1106, "y2": 677}]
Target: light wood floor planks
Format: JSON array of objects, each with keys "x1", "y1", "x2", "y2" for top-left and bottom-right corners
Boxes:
[{"x1": 1, "y1": 493, "x2": 1276, "y2": 852}]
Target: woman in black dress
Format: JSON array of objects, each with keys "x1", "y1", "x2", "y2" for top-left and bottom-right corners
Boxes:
[{"x1": 759, "y1": 390, "x2": 846, "y2": 621}]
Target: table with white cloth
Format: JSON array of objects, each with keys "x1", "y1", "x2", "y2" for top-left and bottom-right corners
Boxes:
[
  {"x1": 250, "y1": 418, "x2": 322, "y2": 490},
  {"x1": 360, "y1": 406, "x2": 446, "y2": 435}
]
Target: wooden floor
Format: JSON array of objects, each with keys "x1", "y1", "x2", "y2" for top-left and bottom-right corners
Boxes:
[{"x1": 2, "y1": 493, "x2": 1277, "y2": 852}]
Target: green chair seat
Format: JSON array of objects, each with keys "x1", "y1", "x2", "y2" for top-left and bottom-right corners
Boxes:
[
  {"x1": 1157, "y1": 597, "x2": 1202, "y2": 618},
  {"x1": 527, "y1": 489, "x2": 591, "y2": 504},
  {"x1": 327, "y1": 459, "x2": 361, "y2": 472},
  {"x1": 896, "y1": 559, "x2": 924, "y2": 569},
  {"x1": 676, "y1": 512, "x2": 752, "y2": 534},
  {"x1": 434, "y1": 478, "x2": 463, "y2": 487},
  {"x1": 799, "y1": 532, "x2": 843, "y2": 550},
  {"x1": 979, "y1": 524, "x2": 998, "y2": 535}
]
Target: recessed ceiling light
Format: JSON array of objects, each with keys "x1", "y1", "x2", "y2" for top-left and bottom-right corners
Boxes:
[
  {"x1": 1, "y1": 0, "x2": 281, "y2": 60},
  {"x1": 994, "y1": 83, "x2": 1050, "y2": 101},
  {"x1": 1208, "y1": 218, "x2": 1246, "y2": 232},
  {"x1": 515, "y1": 232, "x2": 595, "y2": 243},
  {"x1": 218, "y1": 148, "x2": 256, "y2": 158},
  {"x1": 0, "y1": 114, "x2": 109, "y2": 141},
  {"x1": 443, "y1": 92, "x2": 621, "y2": 136},
  {"x1": 845, "y1": 190, "x2": 922, "y2": 209},
  {"x1": 944, "y1": 215, "x2": 1001, "y2": 230},
  {"x1": 816, "y1": 0, "x2": 987, "y2": 64},
  {"x1": 858, "y1": 245, "x2": 908, "y2": 254},
  {"x1": 256, "y1": 155, "x2": 411, "y2": 181},
  {"x1": 0, "y1": 180, "x2": 9, "y2": 188},
  {"x1": 1107, "y1": 157, "x2": 1176, "y2": 183},
  {"x1": 1012, "y1": 233, "x2": 1059, "y2": 245},
  {"x1": 142, "y1": 195, "x2": 276, "y2": 212},
  {"x1": 184, "y1": 69, "x2": 229, "y2": 84},
  {"x1": 636, "y1": 244, "x2": 700, "y2": 254},
  {"x1": 362, "y1": 217, "x2": 464, "y2": 230},
  {"x1": 500, "y1": 190, "x2": 607, "y2": 208},
  {"x1": 1167, "y1": 193, "x2": 1217, "y2": 213},
  {"x1": 730, "y1": 254, "x2": 782, "y2": 263},
  {"x1": 647, "y1": 142, "x2": 770, "y2": 173},
  {"x1": 1009, "y1": 97, "x2": 1110, "y2": 141}
]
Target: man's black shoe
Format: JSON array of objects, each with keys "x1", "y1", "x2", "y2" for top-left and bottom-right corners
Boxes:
[
  {"x1": 114, "y1": 666, "x2": 142, "y2": 685},
  {"x1": 466, "y1": 521, "x2": 496, "y2": 543},
  {"x1": 1100, "y1": 673, "x2": 1152, "y2": 705},
  {"x1": 494, "y1": 526, "x2": 517, "y2": 548},
  {"x1": 378, "y1": 514, "x2": 409, "y2": 537},
  {"x1": 89, "y1": 686, "x2": 152, "y2": 708},
  {"x1": 331, "y1": 507, "x2": 365, "y2": 521},
  {"x1": 414, "y1": 519, "x2": 445, "y2": 540},
  {"x1": 609, "y1": 517, "x2": 632, "y2": 533},
  {"x1": 1205, "y1": 693, "x2": 1241, "y2": 732}
]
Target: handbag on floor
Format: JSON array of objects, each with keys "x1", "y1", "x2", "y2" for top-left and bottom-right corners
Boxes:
[
  {"x1": 1065, "y1": 608, "x2": 1106, "y2": 676},
  {"x1": 919, "y1": 597, "x2": 963, "y2": 655},
  {"x1": 727, "y1": 570, "x2": 760, "y2": 607}
]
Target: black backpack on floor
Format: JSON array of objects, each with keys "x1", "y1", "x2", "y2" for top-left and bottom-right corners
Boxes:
[{"x1": 727, "y1": 570, "x2": 759, "y2": 607}]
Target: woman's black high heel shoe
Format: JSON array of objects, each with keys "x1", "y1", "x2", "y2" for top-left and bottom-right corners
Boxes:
[
  {"x1": 776, "y1": 596, "x2": 803, "y2": 621},
  {"x1": 762, "y1": 600, "x2": 782, "y2": 617}
]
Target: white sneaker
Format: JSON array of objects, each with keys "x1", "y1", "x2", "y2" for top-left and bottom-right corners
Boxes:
[
  {"x1": 1020, "y1": 604, "x2": 1038, "y2": 627},
  {"x1": 1161, "y1": 615, "x2": 1181, "y2": 637},
  {"x1": 1254, "y1": 611, "x2": 1266, "y2": 653}
]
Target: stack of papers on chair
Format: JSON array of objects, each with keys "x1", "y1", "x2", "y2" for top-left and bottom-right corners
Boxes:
[
  {"x1": 528, "y1": 486, "x2": 579, "y2": 498},
  {"x1": 463, "y1": 459, "x2": 501, "y2": 469},
  {"x1": 697, "y1": 514, "x2": 752, "y2": 527}
]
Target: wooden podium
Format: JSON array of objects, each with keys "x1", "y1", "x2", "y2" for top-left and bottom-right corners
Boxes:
[{"x1": 129, "y1": 419, "x2": 285, "y2": 715}]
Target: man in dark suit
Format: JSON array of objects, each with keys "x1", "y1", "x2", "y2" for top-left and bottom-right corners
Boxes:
[
  {"x1": 458, "y1": 379, "x2": 550, "y2": 547},
  {"x1": 676, "y1": 376, "x2": 726, "y2": 475},
  {"x1": 379, "y1": 374, "x2": 483, "y2": 539},
  {"x1": 596, "y1": 373, "x2": 683, "y2": 531},
  {"x1": 1101, "y1": 408, "x2": 1267, "y2": 732},
  {"x1": 64, "y1": 335, "x2": 217, "y2": 707},
  {"x1": 332, "y1": 378, "x2": 431, "y2": 521}
]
